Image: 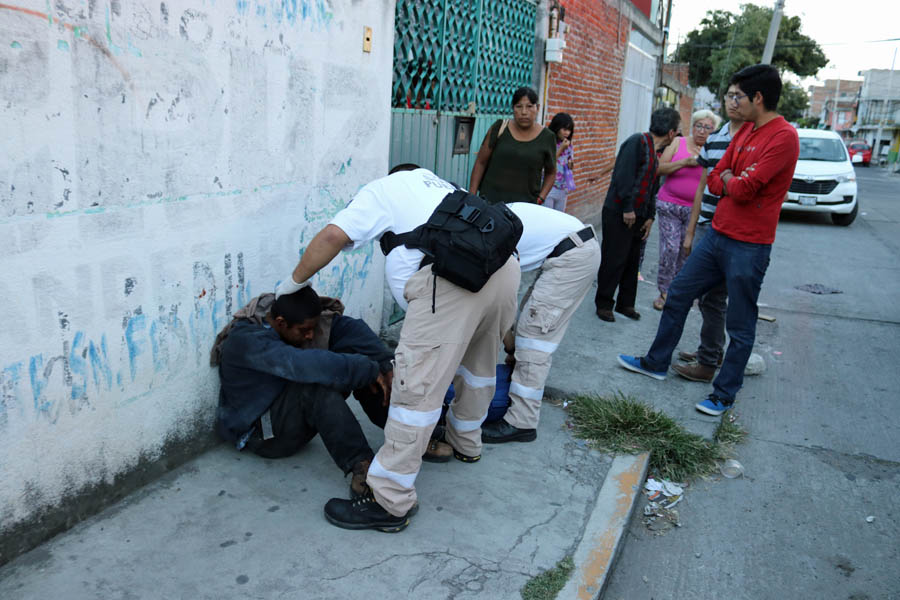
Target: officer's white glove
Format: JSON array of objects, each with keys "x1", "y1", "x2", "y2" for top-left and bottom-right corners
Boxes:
[{"x1": 274, "y1": 275, "x2": 310, "y2": 299}]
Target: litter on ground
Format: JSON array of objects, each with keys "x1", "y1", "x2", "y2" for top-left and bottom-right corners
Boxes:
[
  {"x1": 643, "y1": 478, "x2": 685, "y2": 534},
  {"x1": 744, "y1": 353, "x2": 766, "y2": 376}
]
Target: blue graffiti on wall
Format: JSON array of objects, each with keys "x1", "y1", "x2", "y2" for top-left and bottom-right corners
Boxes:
[
  {"x1": 236, "y1": 0, "x2": 333, "y2": 28},
  {"x1": 0, "y1": 240, "x2": 377, "y2": 428}
]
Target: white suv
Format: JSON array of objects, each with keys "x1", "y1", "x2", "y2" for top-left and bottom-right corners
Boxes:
[{"x1": 782, "y1": 128, "x2": 858, "y2": 226}]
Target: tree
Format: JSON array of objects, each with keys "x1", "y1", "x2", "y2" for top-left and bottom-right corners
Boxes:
[
  {"x1": 777, "y1": 82, "x2": 810, "y2": 121},
  {"x1": 673, "y1": 4, "x2": 827, "y2": 97}
]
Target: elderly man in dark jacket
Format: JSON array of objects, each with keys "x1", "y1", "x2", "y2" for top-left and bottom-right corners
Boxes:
[
  {"x1": 213, "y1": 286, "x2": 425, "y2": 500},
  {"x1": 594, "y1": 107, "x2": 680, "y2": 322}
]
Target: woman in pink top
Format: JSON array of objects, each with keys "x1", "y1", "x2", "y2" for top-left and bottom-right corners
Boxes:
[{"x1": 653, "y1": 110, "x2": 720, "y2": 310}]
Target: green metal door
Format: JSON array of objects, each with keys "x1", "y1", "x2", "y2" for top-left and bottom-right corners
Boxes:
[{"x1": 389, "y1": 0, "x2": 538, "y2": 185}]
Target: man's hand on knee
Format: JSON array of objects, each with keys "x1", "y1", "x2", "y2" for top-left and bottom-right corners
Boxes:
[{"x1": 372, "y1": 370, "x2": 393, "y2": 406}]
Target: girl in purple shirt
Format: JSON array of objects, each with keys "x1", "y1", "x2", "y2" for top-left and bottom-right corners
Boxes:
[{"x1": 546, "y1": 113, "x2": 576, "y2": 212}]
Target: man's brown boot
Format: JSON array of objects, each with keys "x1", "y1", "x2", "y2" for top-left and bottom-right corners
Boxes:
[
  {"x1": 678, "y1": 350, "x2": 723, "y2": 367},
  {"x1": 349, "y1": 458, "x2": 372, "y2": 500},
  {"x1": 672, "y1": 362, "x2": 716, "y2": 383},
  {"x1": 422, "y1": 439, "x2": 453, "y2": 463},
  {"x1": 677, "y1": 350, "x2": 698, "y2": 362}
]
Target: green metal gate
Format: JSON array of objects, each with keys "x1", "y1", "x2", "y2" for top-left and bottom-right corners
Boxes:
[{"x1": 389, "y1": 0, "x2": 538, "y2": 185}]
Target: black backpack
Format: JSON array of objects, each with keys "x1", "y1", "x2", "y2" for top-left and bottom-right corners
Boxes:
[{"x1": 380, "y1": 190, "x2": 522, "y2": 306}]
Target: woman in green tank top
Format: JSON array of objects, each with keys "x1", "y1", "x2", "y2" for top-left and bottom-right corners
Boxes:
[{"x1": 469, "y1": 87, "x2": 558, "y2": 205}]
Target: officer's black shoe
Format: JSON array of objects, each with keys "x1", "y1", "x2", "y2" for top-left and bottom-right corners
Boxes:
[
  {"x1": 324, "y1": 494, "x2": 413, "y2": 533},
  {"x1": 481, "y1": 419, "x2": 537, "y2": 444},
  {"x1": 453, "y1": 448, "x2": 481, "y2": 463}
]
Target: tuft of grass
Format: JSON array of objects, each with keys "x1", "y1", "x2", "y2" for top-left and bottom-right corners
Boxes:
[
  {"x1": 521, "y1": 556, "x2": 574, "y2": 600},
  {"x1": 568, "y1": 392, "x2": 743, "y2": 481},
  {"x1": 714, "y1": 414, "x2": 748, "y2": 446}
]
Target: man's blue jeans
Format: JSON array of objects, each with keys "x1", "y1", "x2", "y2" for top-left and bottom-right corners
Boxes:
[{"x1": 644, "y1": 228, "x2": 771, "y2": 402}]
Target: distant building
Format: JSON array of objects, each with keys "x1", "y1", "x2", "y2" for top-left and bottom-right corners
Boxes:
[
  {"x1": 660, "y1": 63, "x2": 694, "y2": 134},
  {"x1": 806, "y1": 79, "x2": 862, "y2": 140},
  {"x1": 692, "y1": 86, "x2": 719, "y2": 113},
  {"x1": 855, "y1": 69, "x2": 900, "y2": 164}
]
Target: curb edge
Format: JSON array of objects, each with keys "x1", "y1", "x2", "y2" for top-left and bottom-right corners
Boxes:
[{"x1": 560, "y1": 451, "x2": 651, "y2": 599}]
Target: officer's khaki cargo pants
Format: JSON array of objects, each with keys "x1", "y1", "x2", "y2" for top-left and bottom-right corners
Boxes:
[
  {"x1": 367, "y1": 256, "x2": 520, "y2": 516},
  {"x1": 504, "y1": 235, "x2": 601, "y2": 430}
]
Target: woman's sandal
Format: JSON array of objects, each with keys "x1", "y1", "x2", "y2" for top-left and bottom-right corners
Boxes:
[{"x1": 653, "y1": 294, "x2": 666, "y2": 311}]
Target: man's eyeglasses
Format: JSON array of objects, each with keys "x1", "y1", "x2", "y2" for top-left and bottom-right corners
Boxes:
[
  {"x1": 724, "y1": 92, "x2": 748, "y2": 104},
  {"x1": 693, "y1": 123, "x2": 715, "y2": 131}
]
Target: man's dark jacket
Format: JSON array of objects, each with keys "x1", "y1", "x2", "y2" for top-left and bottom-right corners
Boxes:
[
  {"x1": 604, "y1": 132, "x2": 660, "y2": 220},
  {"x1": 215, "y1": 314, "x2": 392, "y2": 443}
]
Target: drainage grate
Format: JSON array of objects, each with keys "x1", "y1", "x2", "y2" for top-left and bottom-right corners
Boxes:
[{"x1": 795, "y1": 283, "x2": 843, "y2": 294}]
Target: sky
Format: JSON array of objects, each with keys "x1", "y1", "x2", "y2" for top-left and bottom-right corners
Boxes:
[{"x1": 666, "y1": 0, "x2": 900, "y2": 85}]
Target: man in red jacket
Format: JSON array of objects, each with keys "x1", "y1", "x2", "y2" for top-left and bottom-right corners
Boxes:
[{"x1": 617, "y1": 64, "x2": 799, "y2": 416}]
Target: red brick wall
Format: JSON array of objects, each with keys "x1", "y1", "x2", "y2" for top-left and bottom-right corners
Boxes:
[
  {"x1": 678, "y1": 94, "x2": 693, "y2": 134},
  {"x1": 809, "y1": 87, "x2": 828, "y2": 117},
  {"x1": 662, "y1": 63, "x2": 693, "y2": 132},
  {"x1": 809, "y1": 80, "x2": 861, "y2": 123},
  {"x1": 544, "y1": 0, "x2": 631, "y2": 220},
  {"x1": 662, "y1": 63, "x2": 689, "y2": 86}
]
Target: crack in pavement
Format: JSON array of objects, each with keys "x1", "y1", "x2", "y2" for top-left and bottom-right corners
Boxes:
[
  {"x1": 320, "y1": 552, "x2": 414, "y2": 581},
  {"x1": 858, "y1": 207, "x2": 900, "y2": 254},
  {"x1": 506, "y1": 505, "x2": 563, "y2": 558},
  {"x1": 750, "y1": 436, "x2": 900, "y2": 481},
  {"x1": 441, "y1": 551, "x2": 532, "y2": 600},
  {"x1": 756, "y1": 305, "x2": 900, "y2": 326},
  {"x1": 321, "y1": 549, "x2": 531, "y2": 593}
]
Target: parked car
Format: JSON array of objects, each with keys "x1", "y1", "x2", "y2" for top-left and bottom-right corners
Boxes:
[
  {"x1": 782, "y1": 129, "x2": 858, "y2": 226},
  {"x1": 847, "y1": 141, "x2": 872, "y2": 166}
]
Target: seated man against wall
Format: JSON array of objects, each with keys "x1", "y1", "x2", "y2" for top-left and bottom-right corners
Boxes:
[
  {"x1": 481, "y1": 201, "x2": 601, "y2": 443},
  {"x1": 212, "y1": 286, "x2": 450, "y2": 502},
  {"x1": 274, "y1": 165, "x2": 520, "y2": 532}
]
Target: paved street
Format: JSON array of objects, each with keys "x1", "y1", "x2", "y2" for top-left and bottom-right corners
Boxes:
[{"x1": 604, "y1": 166, "x2": 900, "y2": 600}]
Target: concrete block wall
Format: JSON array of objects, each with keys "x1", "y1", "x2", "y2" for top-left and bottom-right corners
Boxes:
[
  {"x1": 544, "y1": 0, "x2": 630, "y2": 221},
  {"x1": 0, "y1": 0, "x2": 394, "y2": 563}
]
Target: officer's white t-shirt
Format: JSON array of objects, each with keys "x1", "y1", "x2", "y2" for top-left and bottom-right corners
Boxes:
[
  {"x1": 330, "y1": 169, "x2": 457, "y2": 309},
  {"x1": 507, "y1": 202, "x2": 588, "y2": 272}
]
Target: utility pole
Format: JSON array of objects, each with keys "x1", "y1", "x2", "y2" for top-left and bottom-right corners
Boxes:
[
  {"x1": 719, "y1": 21, "x2": 739, "y2": 96},
  {"x1": 761, "y1": 0, "x2": 784, "y2": 64},
  {"x1": 657, "y1": 0, "x2": 674, "y2": 108},
  {"x1": 832, "y1": 77, "x2": 841, "y2": 132}
]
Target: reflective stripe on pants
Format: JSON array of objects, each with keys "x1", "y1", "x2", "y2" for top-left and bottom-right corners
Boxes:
[
  {"x1": 504, "y1": 236, "x2": 601, "y2": 430},
  {"x1": 367, "y1": 256, "x2": 520, "y2": 515}
]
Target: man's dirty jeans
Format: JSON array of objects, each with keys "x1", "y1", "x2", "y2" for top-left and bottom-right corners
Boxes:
[
  {"x1": 643, "y1": 228, "x2": 771, "y2": 402},
  {"x1": 694, "y1": 223, "x2": 728, "y2": 368}
]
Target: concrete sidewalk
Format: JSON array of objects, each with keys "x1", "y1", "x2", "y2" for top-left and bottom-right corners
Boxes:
[
  {"x1": 0, "y1": 403, "x2": 614, "y2": 599},
  {"x1": 545, "y1": 275, "x2": 721, "y2": 442},
  {"x1": 0, "y1": 227, "x2": 725, "y2": 599}
]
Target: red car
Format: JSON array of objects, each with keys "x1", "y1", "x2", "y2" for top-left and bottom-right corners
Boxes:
[{"x1": 847, "y1": 141, "x2": 872, "y2": 166}]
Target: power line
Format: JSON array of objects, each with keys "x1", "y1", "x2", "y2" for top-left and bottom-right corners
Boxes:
[
  {"x1": 817, "y1": 37, "x2": 900, "y2": 47},
  {"x1": 676, "y1": 37, "x2": 900, "y2": 49}
]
